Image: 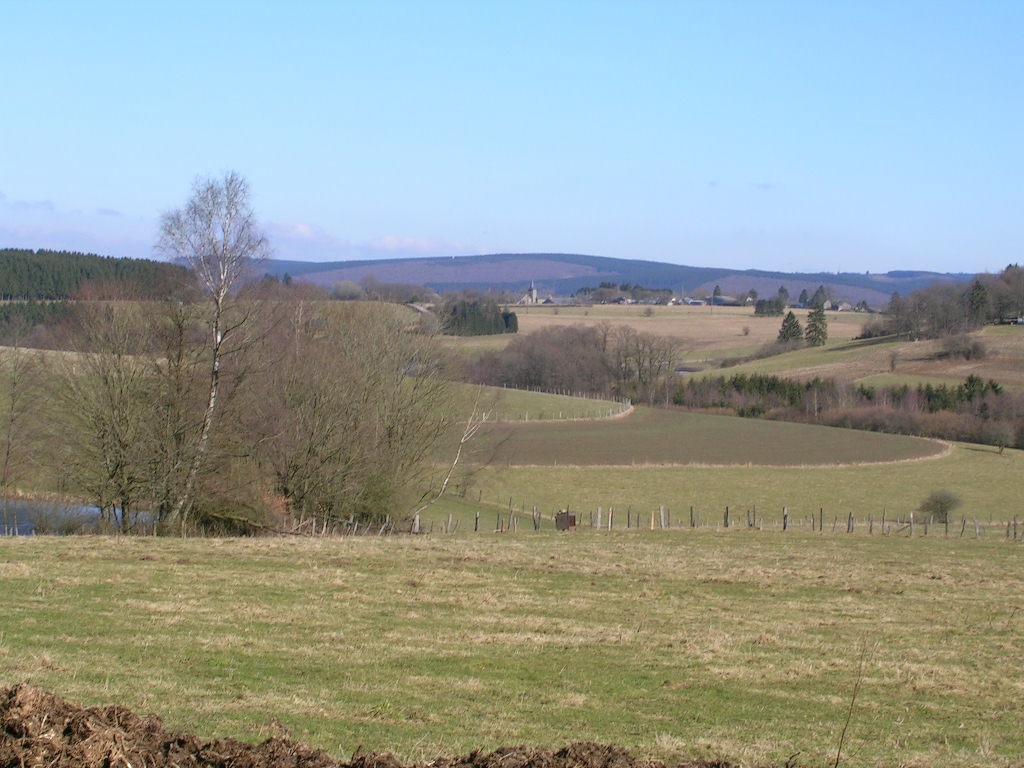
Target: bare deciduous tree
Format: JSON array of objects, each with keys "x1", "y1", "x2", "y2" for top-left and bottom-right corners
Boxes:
[
  {"x1": 248, "y1": 301, "x2": 452, "y2": 530},
  {"x1": 156, "y1": 171, "x2": 269, "y2": 531},
  {"x1": 55, "y1": 303, "x2": 154, "y2": 532},
  {"x1": 0, "y1": 325, "x2": 42, "y2": 535}
]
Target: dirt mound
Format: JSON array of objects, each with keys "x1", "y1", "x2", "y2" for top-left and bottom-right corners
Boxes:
[{"x1": 0, "y1": 684, "x2": 737, "y2": 768}]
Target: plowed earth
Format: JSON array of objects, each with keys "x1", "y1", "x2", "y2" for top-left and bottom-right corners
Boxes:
[{"x1": 0, "y1": 684, "x2": 742, "y2": 768}]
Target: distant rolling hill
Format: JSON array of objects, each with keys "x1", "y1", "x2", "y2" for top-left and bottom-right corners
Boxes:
[{"x1": 262, "y1": 253, "x2": 975, "y2": 309}]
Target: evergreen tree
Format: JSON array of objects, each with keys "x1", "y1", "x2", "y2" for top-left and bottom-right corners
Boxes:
[
  {"x1": 810, "y1": 285, "x2": 829, "y2": 308},
  {"x1": 805, "y1": 306, "x2": 828, "y2": 346},
  {"x1": 754, "y1": 297, "x2": 785, "y2": 316},
  {"x1": 441, "y1": 298, "x2": 516, "y2": 336},
  {"x1": 777, "y1": 311, "x2": 803, "y2": 343},
  {"x1": 0, "y1": 248, "x2": 188, "y2": 300},
  {"x1": 966, "y1": 279, "x2": 990, "y2": 326}
]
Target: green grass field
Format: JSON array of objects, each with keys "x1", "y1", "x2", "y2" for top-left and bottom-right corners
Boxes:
[
  {"x1": 2, "y1": 533, "x2": 1022, "y2": 767},
  {"x1": 460, "y1": 407, "x2": 944, "y2": 467},
  {"x1": 453, "y1": 443, "x2": 1020, "y2": 534},
  {"x1": 448, "y1": 383, "x2": 628, "y2": 423}
]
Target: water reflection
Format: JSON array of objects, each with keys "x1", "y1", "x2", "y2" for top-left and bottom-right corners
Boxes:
[{"x1": 0, "y1": 500, "x2": 117, "y2": 535}]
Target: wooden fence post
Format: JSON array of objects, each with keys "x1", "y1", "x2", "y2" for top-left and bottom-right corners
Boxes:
[
  {"x1": 723, "y1": 506, "x2": 730, "y2": 529},
  {"x1": 782, "y1": 507, "x2": 789, "y2": 531}
]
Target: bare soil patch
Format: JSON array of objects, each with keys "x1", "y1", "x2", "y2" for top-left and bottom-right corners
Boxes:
[{"x1": 0, "y1": 684, "x2": 746, "y2": 768}]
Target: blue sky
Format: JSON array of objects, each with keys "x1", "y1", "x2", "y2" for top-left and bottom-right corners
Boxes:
[{"x1": 2, "y1": 1, "x2": 1021, "y2": 274}]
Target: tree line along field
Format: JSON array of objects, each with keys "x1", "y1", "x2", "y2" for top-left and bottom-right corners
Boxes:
[
  {"x1": 2, "y1": 533, "x2": 1022, "y2": 768},
  {"x1": 477, "y1": 303, "x2": 1024, "y2": 392}
]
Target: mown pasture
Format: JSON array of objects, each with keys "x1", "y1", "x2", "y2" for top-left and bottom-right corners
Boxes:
[{"x1": 2, "y1": 533, "x2": 1022, "y2": 768}]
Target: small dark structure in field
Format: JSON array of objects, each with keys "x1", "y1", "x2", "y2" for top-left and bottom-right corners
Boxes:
[{"x1": 555, "y1": 511, "x2": 577, "y2": 530}]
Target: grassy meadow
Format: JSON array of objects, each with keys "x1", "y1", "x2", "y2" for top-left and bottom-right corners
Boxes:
[
  {"x1": 448, "y1": 382, "x2": 629, "y2": 423},
  {"x1": 2, "y1": 532, "x2": 1022, "y2": 768}
]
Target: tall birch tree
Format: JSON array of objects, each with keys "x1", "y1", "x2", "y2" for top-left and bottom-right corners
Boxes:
[{"x1": 156, "y1": 171, "x2": 269, "y2": 532}]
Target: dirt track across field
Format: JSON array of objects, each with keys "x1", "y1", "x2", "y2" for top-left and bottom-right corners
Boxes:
[{"x1": 0, "y1": 684, "x2": 751, "y2": 768}]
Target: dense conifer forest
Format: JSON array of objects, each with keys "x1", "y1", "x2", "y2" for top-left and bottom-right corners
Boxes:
[{"x1": 0, "y1": 249, "x2": 189, "y2": 300}]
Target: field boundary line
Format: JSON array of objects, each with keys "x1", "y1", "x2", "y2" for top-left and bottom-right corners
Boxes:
[
  {"x1": 486, "y1": 403, "x2": 635, "y2": 424},
  {"x1": 498, "y1": 438, "x2": 954, "y2": 469}
]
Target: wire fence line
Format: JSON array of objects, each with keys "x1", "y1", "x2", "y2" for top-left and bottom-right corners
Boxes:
[
  {"x1": 482, "y1": 384, "x2": 632, "y2": 422},
  {"x1": 431, "y1": 493, "x2": 1024, "y2": 541}
]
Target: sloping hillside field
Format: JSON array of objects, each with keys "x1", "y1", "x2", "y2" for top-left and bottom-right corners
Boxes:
[{"x1": 470, "y1": 407, "x2": 945, "y2": 467}]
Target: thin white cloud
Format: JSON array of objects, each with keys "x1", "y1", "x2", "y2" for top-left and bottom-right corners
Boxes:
[
  {"x1": 369, "y1": 235, "x2": 462, "y2": 254},
  {"x1": 0, "y1": 194, "x2": 152, "y2": 259},
  {"x1": 266, "y1": 220, "x2": 473, "y2": 262},
  {"x1": 268, "y1": 221, "x2": 335, "y2": 242},
  {"x1": 264, "y1": 220, "x2": 356, "y2": 262},
  {"x1": 4, "y1": 197, "x2": 56, "y2": 213}
]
